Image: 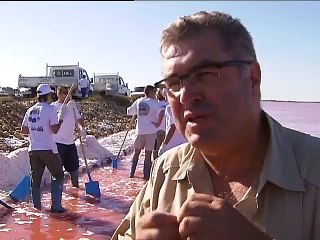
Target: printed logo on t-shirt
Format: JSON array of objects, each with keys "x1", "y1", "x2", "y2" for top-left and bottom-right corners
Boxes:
[
  {"x1": 28, "y1": 107, "x2": 44, "y2": 132},
  {"x1": 138, "y1": 102, "x2": 150, "y2": 116}
]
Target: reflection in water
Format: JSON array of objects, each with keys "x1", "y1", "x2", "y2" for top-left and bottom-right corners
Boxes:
[
  {"x1": 0, "y1": 157, "x2": 146, "y2": 239},
  {"x1": 30, "y1": 218, "x2": 48, "y2": 240}
]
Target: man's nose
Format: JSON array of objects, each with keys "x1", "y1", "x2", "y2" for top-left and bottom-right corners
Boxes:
[{"x1": 179, "y1": 80, "x2": 202, "y2": 107}]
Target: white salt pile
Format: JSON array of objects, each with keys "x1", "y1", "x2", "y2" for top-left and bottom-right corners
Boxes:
[{"x1": 0, "y1": 130, "x2": 135, "y2": 190}]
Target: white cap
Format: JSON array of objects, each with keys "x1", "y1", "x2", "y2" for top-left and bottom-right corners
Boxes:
[{"x1": 36, "y1": 84, "x2": 54, "y2": 96}]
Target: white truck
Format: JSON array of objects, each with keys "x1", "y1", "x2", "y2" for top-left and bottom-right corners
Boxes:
[
  {"x1": 92, "y1": 72, "x2": 130, "y2": 97},
  {"x1": 17, "y1": 63, "x2": 93, "y2": 98}
]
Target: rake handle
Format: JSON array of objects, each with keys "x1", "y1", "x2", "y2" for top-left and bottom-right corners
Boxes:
[
  {"x1": 114, "y1": 115, "x2": 135, "y2": 161},
  {"x1": 61, "y1": 82, "x2": 75, "y2": 107},
  {"x1": 72, "y1": 108, "x2": 92, "y2": 182},
  {"x1": 0, "y1": 199, "x2": 14, "y2": 210}
]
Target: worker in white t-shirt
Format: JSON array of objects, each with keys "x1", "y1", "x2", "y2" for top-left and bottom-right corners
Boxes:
[
  {"x1": 127, "y1": 85, "x2": 164, "y2": 180},
  {"x1": 158, "y1": 104, "x2": 187, "y2": 156},
  {"x1": 21, "y1": 84, "x2": 68, "y2": 213},
  {"x1": 152, "y1": 89, "x2": 168, "y2": 160},
  {"x1": 78, "y1": 75, "x2": 88, "y2": 99},
  {"x1": 51, "y1": 86, "x2": 87, "y2": 188}
]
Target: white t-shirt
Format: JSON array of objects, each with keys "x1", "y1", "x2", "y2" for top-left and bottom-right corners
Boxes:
[
  {"x1": 51, "y1": 101, "x2": 82, "y2": 145},
  {"x1": 127, "y1": 97, "x2": 163, "y2": 135},
  {"x1": 165, "y1": 104, "x2": 187, "y2": 150},
  {"x1": 22, "y1": 102, "x2": 59, "y2": 153},
  {"x1": 79, "y1": 78, "x2": 88, "y2": 88},
  {"x1": 157, "y1": 100, "x2": 168, "y2": 131}
]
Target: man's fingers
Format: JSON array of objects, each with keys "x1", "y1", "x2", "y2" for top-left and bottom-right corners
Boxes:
[
  {"x1": 177, "y1": 193, "x2": 214, "y2": 223},
  {"x1": 187, "y1": 193, "x2": 217, "y2": 203},
  {"x1": 177, "y1": 193, "x2": 224, "y2": 222},
  {"x1": 136, "y1": 228, "x2": 181, "y2": 240},
  {"x1": 139, "y1": 211, "x2": 179, "y2": 229},
  {"x1": 177, "y1": 200, "x2": 211, "y2": 223},
  {"x1": 137, "y1": 212, "x2": 181, "y2": 240},
  {"x1": 179, "y1": 216, "x2": 202, "y2": 240}
]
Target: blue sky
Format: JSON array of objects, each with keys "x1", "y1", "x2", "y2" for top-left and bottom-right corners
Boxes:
[{"x1": 0, "y1": 1, "x2": 319, "y2": 101}]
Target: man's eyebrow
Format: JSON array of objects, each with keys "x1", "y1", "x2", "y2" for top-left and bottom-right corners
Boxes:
[
  {"x1": 165, "y1": 60, "x2": 219, "y2": 80},
  {"x1": 188, "y1": 60, "x2": 219, "y2": 72}
]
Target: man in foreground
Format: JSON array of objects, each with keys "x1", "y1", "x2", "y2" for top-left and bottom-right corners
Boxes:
[
  {"x1": 112, "y1": 11, "x2": 320, "y2": 240},
  {"x1": 21, "y1": 84, "x2": 67, "y2": 213},
  {"x1": 127, "y1": 85, "x2": 164, "y2": 180},
  {"x1": 51, "y1": 86, "x2": 87, "y2": 188}
]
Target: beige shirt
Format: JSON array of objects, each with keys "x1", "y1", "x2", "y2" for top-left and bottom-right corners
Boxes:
[{"x1": 112, "y1": 113, "x2": 320, "y2": 240}]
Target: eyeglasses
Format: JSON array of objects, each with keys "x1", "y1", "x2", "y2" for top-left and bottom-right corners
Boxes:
[{"x1": 157, "y1": 60, "x2": 254, "y2": 96}]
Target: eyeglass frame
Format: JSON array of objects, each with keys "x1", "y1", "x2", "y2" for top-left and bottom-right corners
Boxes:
[{"x1": 155, "y1": 60, "x2": 255, "y2": 95}]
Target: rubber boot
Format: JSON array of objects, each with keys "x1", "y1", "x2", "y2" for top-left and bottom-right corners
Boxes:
[
  {"x1": 143, "y1": 160, "x2": 152, "y2": 180},
  {"x1": 50, "y1": 179, "x2": 66, "y2": 213},
  {"x1": 129, "y1": 160, "x2": 138, "y2": 178},
  {"x1": 31, "y1": 188, "x2": 41, "y2": 210},
  {"x1": 70, "y1": 171, "x2": 79, "y2": 188}
]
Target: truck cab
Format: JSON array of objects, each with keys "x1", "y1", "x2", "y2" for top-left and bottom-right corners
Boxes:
[
  {"x1": 50, "y1": 65, "x2": 93, "y2": 98},
  {"x1": 92, "y1": 73, "x2": 130, "y2": 97},
  {"x1": 17, "y1": 63, "x2": 93, "y2": 98}
]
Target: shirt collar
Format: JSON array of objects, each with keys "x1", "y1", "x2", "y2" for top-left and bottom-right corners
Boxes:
[
  {"x1": 171, "y1": 144, "x2": 214, "y2": 194},
  {"x1": 36, "y1": 102, "x2": 49, "y2": 106},
  {"x1": 256, "y1": 111, "x2": 305, "y2": 194},
  {"x1": 171, "y1": 111, "x2": 306, "y2": 193}
]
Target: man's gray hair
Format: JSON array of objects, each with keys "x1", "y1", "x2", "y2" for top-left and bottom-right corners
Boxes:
[{"x1": 160, "y1": 11, "x2": 257, "y2": 61}]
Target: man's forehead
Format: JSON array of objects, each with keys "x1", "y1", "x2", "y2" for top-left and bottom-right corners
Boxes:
[
  {"x1": 161, "y1": 33, "x2": 228, "y2": 78},
  {"x1": 162, "y1": 51, "x2": 194, "y2": 78},
  {"x1": 163, "y1": 44, "x2": 189, "y2": 59},
  {"x1": 162, "y1": 30, "x2": 222, "y2": 57}
]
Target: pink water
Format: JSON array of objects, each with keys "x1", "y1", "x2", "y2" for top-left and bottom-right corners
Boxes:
[
  {"x1": 262, "y1": 101, "x2": 320, "y2": 137},
  {"x1": 1, "y1": 101, "x2": 320, "y2": 240},
  {"x1": 0, "y1": 159, "x2": 146, "y2": 240}
]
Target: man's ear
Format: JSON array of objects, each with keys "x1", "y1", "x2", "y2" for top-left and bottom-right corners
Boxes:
[
  {"x1": 250, "y1": 62, "x2": 261, "y2": 87},
  {"x1": 250, "y1": 62, "x2": 261, "y2": 99}
]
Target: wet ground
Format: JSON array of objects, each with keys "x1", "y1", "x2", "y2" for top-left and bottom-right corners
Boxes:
[{"x1": 0, "y1": 157, "x2": 146, "y2": 240}]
